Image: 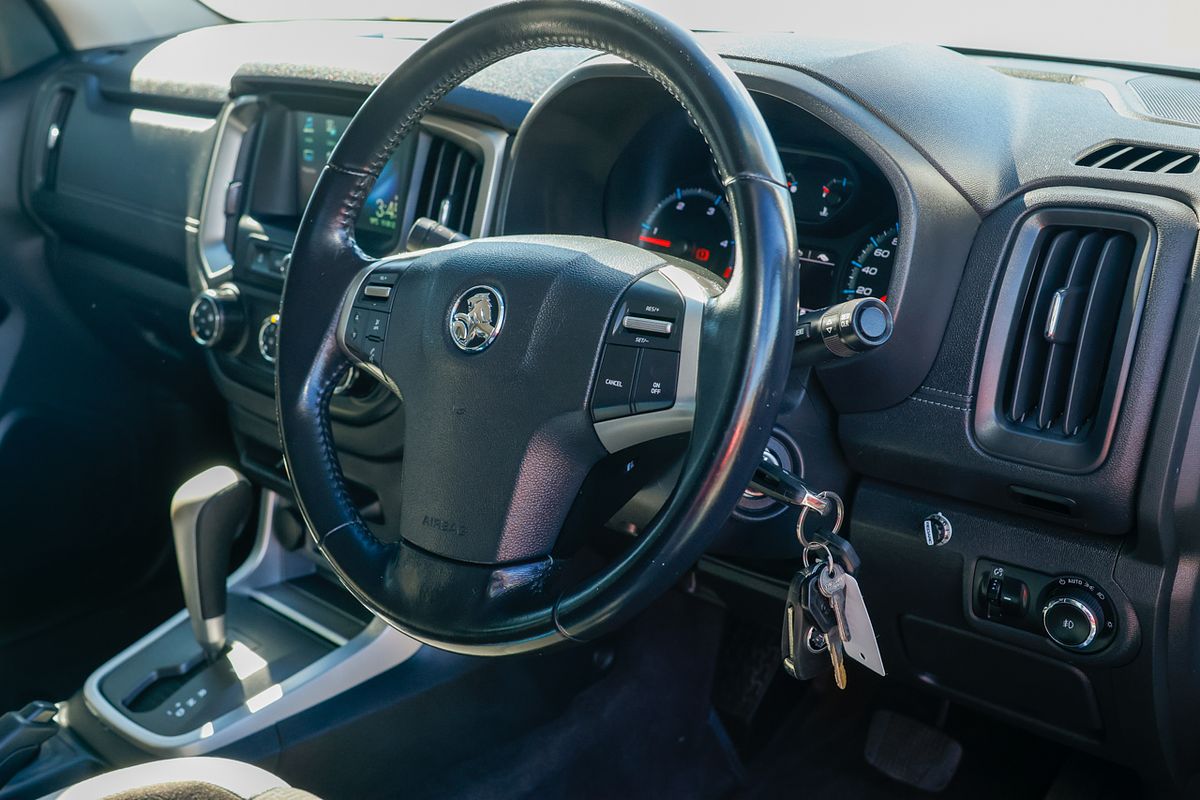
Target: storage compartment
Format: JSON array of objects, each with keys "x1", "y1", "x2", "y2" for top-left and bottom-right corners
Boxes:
[{"x1": 901, "y1": 616, "x2": 1102, "y2": 737}]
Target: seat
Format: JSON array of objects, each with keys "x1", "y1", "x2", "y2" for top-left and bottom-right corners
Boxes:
[{"x1": 41, "y1": 757, "x2": 319, "y2": 800}]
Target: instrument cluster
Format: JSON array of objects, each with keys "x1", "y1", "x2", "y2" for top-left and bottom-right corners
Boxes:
[{"x1": 605, "y1": 116, "x2": 900, "y2": 313}]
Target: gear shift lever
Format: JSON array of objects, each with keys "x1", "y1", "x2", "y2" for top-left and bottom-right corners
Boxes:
[{"x1": 171, "y1": 466, "x2": 252, "y2": 661}]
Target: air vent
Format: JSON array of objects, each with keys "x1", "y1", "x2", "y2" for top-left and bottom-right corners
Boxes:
[
  {"x1": 415, "y1": 136, "x2": 482, "y2": 235},
  {"x1": 1075, "y1": 142, "x2": 1198, "y2": 174},
  {"x1": 1005, "y1": 226, "x2": 1135, "y2": 438},
  {"x1": 975, "y1": 209, "x2": 1154, "y2": 472}
]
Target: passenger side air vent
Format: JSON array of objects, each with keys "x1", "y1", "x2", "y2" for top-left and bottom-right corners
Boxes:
[
  {"x1": 1075, "y1": 142, "x2": 1198, "y2": 174},
  {"x1": 1005, "y1": 227, "x2": 1133, "y2": 437},
  {"x1": 975, "y1": 210, "x2": 1154, "y2": 472},
  {"x1": 415, "y1": 135, "x2": 483, "y2": 235}
]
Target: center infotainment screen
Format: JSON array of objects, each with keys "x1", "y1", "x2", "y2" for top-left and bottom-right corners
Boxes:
[{"x1": 295, "y1": 112, "x2": 413, "y2": 252}]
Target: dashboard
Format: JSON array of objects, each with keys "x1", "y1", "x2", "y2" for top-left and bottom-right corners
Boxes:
[{"x1": 20, "y1": 19, "x2": 1200, "y2": 789}]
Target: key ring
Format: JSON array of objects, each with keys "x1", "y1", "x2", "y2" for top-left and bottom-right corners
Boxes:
[
  {"x1": 796, "y1": 490, "x2": 844, "y2": 547},
  {"x1": 802, "y1": 540, "x2": 835, "y2": 571}
]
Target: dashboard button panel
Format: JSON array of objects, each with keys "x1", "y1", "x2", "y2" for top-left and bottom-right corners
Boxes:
[{"x1": 973, "y1": 559, "x2": 1116, "y2": 653}]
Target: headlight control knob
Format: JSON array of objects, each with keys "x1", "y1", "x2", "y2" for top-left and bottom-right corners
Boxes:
[
  {"x1": 1042, "y1": 576, "x2": 1113, "y2": 650},
  {"x1": 188, "y1": 285, "x2": 244, "y2": 349}
]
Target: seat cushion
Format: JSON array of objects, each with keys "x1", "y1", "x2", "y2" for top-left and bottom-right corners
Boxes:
[{"x1": 42, "y1": 757, "x2": 319, "y2": 800}]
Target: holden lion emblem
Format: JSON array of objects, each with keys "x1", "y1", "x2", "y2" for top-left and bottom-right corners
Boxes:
[{"x1": 448, "y1": 285, "x2": 504, "y2": 352}]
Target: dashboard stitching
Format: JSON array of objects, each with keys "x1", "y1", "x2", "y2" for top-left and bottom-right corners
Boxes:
[
  {"x1": 910, "y1": 395, "x2": 971, "y2": 412},
  {"x1": 920, "y1": 386, "x2": 975, "y2": 400}
]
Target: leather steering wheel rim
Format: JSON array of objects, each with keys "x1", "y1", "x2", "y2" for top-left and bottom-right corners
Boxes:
[{"x1": 277, "y1": 0, "x2": 797, "y2": 655}]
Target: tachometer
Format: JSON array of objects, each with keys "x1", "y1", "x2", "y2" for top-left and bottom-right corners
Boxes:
[
  {"x1": 844, "y1": 223, "x2": 899, "y2": 301},
  {"x1": 637, "y1": 187, "x2": 734, "y2": 278}
]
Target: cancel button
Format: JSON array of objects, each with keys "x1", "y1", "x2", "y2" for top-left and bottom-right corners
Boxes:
[{"x1": 591, "y1": 345, "x2": 638, "y2": 422}]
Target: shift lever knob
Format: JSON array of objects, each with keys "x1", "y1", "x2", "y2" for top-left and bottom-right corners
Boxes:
[{"x1": 171, "y1": 466, "x2": 252, "y2": 661}]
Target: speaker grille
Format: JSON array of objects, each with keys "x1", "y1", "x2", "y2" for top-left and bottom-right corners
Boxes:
[{"x1": 1128, "y1": 75, "x2": 1200, "y2": 127}]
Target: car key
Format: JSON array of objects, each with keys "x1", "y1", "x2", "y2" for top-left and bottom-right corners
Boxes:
[
  {"x1": 821, "y1": 616, "x2": 849, "y2": 690},
  {"x1": 800, "y1": 563, "x2": 848, "y2": 689},
  {"x1": 818, "y1": 561, "x2": 851, "y2": 643},
  {"x1": 782, "y1": 569, "x2": 834, "y2": 681}
]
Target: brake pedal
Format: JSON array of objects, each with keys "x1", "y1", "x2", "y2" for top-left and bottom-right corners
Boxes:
[{"x1": 864, "y1": 709, "x2": 962, "y2": 792}]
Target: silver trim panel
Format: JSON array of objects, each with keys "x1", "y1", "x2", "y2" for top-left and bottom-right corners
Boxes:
[{"x1": 196, "y1": 96, "x2": 260, "y2": 283}]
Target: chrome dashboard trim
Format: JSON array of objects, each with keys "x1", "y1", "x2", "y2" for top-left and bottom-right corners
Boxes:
[{"x1": 196, "y1": 95, "x2": 260, "y2": 284}]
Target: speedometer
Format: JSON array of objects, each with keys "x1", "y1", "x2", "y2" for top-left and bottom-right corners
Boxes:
[
  {"x1": 637, "y1": 187, "x2": 734, "y2": 278},
  {"x1": 844, "y1": 223, "x2": 899, "y2": 301}
]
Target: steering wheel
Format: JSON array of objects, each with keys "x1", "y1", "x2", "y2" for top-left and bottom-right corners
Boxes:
[{"x1": 277, "y1": 0, "x2": 796, "y2": 655}]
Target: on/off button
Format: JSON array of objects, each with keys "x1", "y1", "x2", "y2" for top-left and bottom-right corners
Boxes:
[
  {"x1": 633, "y1": 349, "x2": 678, "y2": 413},
  {"x1": 591, "y1": 345, "x2": 638, "y2": 422}
]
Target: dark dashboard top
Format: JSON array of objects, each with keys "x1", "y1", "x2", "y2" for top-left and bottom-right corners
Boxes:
[{"x1": 82, "y1": 20, "x2": 1200, "y2": 217}]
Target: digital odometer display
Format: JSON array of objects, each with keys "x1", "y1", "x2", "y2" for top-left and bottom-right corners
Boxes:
[{"x1": 295, "y1": 112, "x2": 409, "y2": 253}]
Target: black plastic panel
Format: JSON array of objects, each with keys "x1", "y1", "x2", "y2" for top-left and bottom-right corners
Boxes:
[
  {"x1": 840, "y1": 188, "x2": 1195, "y2": 535},
  {"x1": 26, "y1": 73, "x2": 216, "y2": 280},
  {"x1": 849, "y1": 479, "x2": 1163, "y2": 765}
]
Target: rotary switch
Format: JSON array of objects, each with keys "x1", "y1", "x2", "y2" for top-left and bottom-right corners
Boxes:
[{"x1": 1042, "y1": 576, "x2": 1114, "y2": 651}]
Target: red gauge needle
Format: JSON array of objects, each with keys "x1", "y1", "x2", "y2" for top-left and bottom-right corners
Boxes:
[{"x1": 639, "y1": 235, "x2": 672, "y2": 248}]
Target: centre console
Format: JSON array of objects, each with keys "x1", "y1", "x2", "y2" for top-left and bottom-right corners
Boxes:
[{"x1": 82, "y1": 488, "x2": 420, "y2": 757}]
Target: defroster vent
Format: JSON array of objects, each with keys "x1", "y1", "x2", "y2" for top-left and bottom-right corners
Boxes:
[
  {"x1": 976, "y1": 210, "x2": 1154, "y2": 472},
  {"x1": 1075, "y1": 142, "x2": 1198, "y2": 174}
]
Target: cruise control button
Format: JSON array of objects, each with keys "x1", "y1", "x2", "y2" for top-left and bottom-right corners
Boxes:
[
  {"x1": 607, "y1": 274, "x2": 685, "y2": 352},
  {"x1": 622, "y1": 316, "x2": 673, "y2": 336},
  {"x1": 632, "y1": 349, "x2": 678, "y2": 413},
  {"x1": 624, "y1": 278, "x2": 684, "y2": 321},
  {"x1": 591, "y1": 345, "x2": 638, "y2": 422}
]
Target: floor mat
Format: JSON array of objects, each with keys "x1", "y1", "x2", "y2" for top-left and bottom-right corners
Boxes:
[
  {"x1": 733, "y1": 673, "x2": 1140, "y2": 800},
  {"x1": 398, "y1": 589, "x2": 740, "y2": 800}
]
